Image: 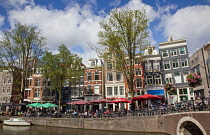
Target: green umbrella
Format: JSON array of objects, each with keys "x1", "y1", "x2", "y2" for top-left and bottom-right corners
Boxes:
[
  {"x1": 26, "y1": 103, "x2": 41, "y2": 107},
  {"x1": 37, "y1": 103, "x2": 58, "y2": 108}
]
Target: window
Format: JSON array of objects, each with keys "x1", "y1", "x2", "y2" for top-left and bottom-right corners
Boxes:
[
  {"x1": 136, "y1": 78, "x2": 142, "y2": 88},
  {"x1": 8, "y1": 78, "x2": 11, "y2": 84},
  {"x1": 119, "y1": 86, "x2": 124, "y2": 95},
  {"x1": 174, "y1": 72, "x2": 181, "y2": 83},
  {"x1": 94, "y1": 71, "x2": 99, "y2": 80},
  {"x1": 3, "y1": 78, "x2": 7, "y2": 84},
  {"x1": 135, "y1": 68, "x2": 142, "y2": 76},
  {"x1": 35, "y1": 78, "x2": 41, "y2": 86},
  {"x1": 107, "y1": 73, "x2": 113, "y2": 81},
  {"x1": 147, "y1": 76, "x2": 153, "y2": 85},
  {"x1": 181, "y1": 58, "x2": 188, "y2": 67},
  {"x1": 183, "y1": 71, "x2": 189, "y2": 82},
  {"x1": 34, "y1": 89, "x2": 40, "y2": 97},
  {"x1": 114, "y1": 87, "x2": 118, "y2": 95},
  {"x1": 170, "y1": 49, "x2": 177, "y2": 56},
  {"x1": 161, "y1": 50, "x2": 169, "y2": 57},
  {"x1": 3, "y1": 87, "x2": 6, "y2": 93},
  {"x1": 87, "y1": 72, "x2": 91, "y2": 81},
  {"x1": 165, "y1": 73, "x2": 172, "y2": 83},
  {"x1": 94, "y1": 85, "x2": 99, "y2": 94},
  {"x1": 153, "y1": 62, "x2": 160, "y2": 72},
  {"x1": 7, "y1": 87, "x2": 10, "y2": 93},
  {"x1": 164, "y1": 61, "x2": 170, "y2": 69},
  {"x1": 179, "y1": 88, "x2": 188, "y2": 94},
  {"x1": 116, "y1": 72, "x2": 122, "y2": 81},
  {"x1": 107, "y1": 63, "x2": 112, "y2": 70},
  {"x1": 179, "y1": 47, "x2": 186, "y2": 55},
  {"x1": 145, "y1": 62, "x2": 152, "y2": 72},
  {"x1": 172, "y1": 59, "x2": 179, "y2": 69},
  {"x1": 107, "y1": 87, "x2": 113, "y2": 96},
  {"x1": 86, "y1": 85, "x2": 92, "y2": 94},
  {"x1": 155, "y1": 75, "x2": 161, "y2": 85}
]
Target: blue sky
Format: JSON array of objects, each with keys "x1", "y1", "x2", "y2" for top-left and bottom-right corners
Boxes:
[{"x1": 0, "y1": 0, "x2": 210, "y2": 65}]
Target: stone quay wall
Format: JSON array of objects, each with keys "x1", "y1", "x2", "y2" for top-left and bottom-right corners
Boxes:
[{"x1": 31, "y1": 116, "x2": 167, "y2": 134}]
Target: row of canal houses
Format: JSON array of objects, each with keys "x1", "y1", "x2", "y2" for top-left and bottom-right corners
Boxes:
[{"x1": 0, "y1": 37, "x2": 210, "y2": 111}]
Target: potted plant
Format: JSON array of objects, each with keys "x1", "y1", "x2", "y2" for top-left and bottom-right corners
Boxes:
[
  {"x1": 186, "y1": 73, "x2": 202, "y2": 88},
  {"x1": 164, "y1": 83, "x2": 176, "y2": 95}
]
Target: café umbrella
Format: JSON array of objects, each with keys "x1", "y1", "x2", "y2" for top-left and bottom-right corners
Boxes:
[
  {"x1": 67, "y1": 100, "x2": 90, "y2": 105},
  {"x1": 37, "y1": 103, "x2": 58, "y2": 108},
  {"x1": 90, "y1": 99, "x2": 111, "y2": 104},
  {"x1": 26, "y1": 103, "x2": 41, "y2": 107},
  {"x1": 110, "y1": 98, "x2": 132, "y2": 103}
]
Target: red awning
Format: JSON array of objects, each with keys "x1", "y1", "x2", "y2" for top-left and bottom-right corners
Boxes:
[
  {"x1": 90, "y1": 99, "x2": 111, "y2": 104},
  {"x1": 67, "y1": 100, "x2": 90, "y2": 105},
  {"x1": 132, "y1": 94, "x2": 163, "y2": 100},
  {"x1": 110, "y1": 98, "x2": 131, "y2": 103}
]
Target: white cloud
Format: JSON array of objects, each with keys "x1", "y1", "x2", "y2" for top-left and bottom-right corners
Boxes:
[
  {"x1": 7, "y1": 3, "x2": 102, "y2": 65},
  {"x1": 0, "y1": 0, "x2": 35, "y2": 9},
  {"x1": 121, "y1": 0, "x2": 159, "y2": 22},
  {"x1": 159, "y1": 5, "x2": 210, "y2": 53}
]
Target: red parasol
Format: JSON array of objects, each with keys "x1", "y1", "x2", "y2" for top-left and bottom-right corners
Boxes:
[
  {"x1": 110, "y1": 98, "x2": 132, "y2": 103},
  {"x1": 132, "y1": 94, "x2": 163, "y2": 100},
  {"x1": 67, "y1": 100, "x2": 90, "y2": 105},
  {"x1": 90, "y1": 99, "x2": 111, "y2": 104}
]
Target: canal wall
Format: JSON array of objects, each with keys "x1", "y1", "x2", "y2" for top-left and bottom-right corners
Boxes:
[{"x1": 30, "y1": 116, "x2": 166, "y2": 133}]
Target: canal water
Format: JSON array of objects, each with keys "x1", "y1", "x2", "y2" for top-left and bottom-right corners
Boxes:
[{"x1": 0, "y1": 124, "x2": 168, "y2": 135}]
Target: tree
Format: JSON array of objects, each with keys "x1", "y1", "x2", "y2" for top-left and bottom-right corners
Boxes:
[
  {"x1": 0, "y1": 22, "x2": 46, "y2": 103},
  {"x1": 42, "y1": 44, "x2": 84, "y2": 110},
  {"x1": 95, "y1": 8, "x2": 149, "y2": 99}
]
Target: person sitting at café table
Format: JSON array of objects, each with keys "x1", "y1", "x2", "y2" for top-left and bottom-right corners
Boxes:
[
  {"x1": 72, "y1": 110, "x2": 78, "y2": 117},
  {"x1": 104, "y1": 109, "x2": 111, "y2": 117}
]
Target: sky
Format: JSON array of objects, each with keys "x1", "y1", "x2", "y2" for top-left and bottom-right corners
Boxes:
[{"x1": 0, "y1": 0, "x2": 210, "y2": 65}]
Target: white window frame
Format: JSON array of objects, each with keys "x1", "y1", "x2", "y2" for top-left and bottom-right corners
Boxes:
[
  {"x1": 119, "y1": 86, "x2": 124, "y2": 95},
  {"x1": 136, "y1": 78, "x2": 142, "y2": 88},
  {"x1": 94, "y1": 71, "x2": 99, "y2": 80},
  {"x1": 34, "y1": 89, "x2": 40, "y2": 97},
  {"x1": 87, "y1": 72, "x2": 91, "y2": 81},
  {"x1": 145, "y1": 62, "x2": 152, "y2": 72},
  {"x1": 114, "y1": 87, "x2": 118, "y2": 95},
  {"x1": 172, "y1": 59, "x2": 179, "y2": 69},
  {"x1": 155, "y1": 75, "x2": 162, "y2": 85},
  {"x1": 153, "y1": 62, "x2": 160, "y2": 72},
  {"x1": 179, "y1": 47, "x2": 186, "y2": 55},
  {"x1": 164, "y1": 61, "x2": 171, "y2": 70},
  {"x1": 94, "y1": 85, "x2": 100, "y2": 94},
  {"x1": 135, "y1": 68, "x2": 142, "y2": 76},
  {"x1": 147, "y1": 76, "x2": 153, "y2": 85},
  {"x1": 116, "y1": 72, "x2": 123, "y2": 81},
  {"x1": 165, "y1": 73, "x2": 172, "y2": 83},
  {"x1": 170, "y1": 49, "x2": 177, "y2": 57},
  {"x1": 181, "y1": 58, "x2": 188, "y2": 67},
  {"x1": 162, "y1": 50, "x2": 169, "y2": 57},
  {"x1": 107, "y1": 73, "x2": 113, "y2": 81},
  {"x1": 107, "y1": 87, "x2": 113, "y2": 96}
]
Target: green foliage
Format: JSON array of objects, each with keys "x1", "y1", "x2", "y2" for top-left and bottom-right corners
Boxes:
[
  {"x1": 42, "y1": 44, "x2": 84, "y2": 109},
  {"x1": 95, "y1": 8, "x2": 149, "y2": 98},
  {"x1": 0, "y1": 22, "x2": 46, "y2": 96}
]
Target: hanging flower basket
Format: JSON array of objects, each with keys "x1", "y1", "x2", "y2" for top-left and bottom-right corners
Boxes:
[
  {"x1": 164, "y1": 83, "x2": 176, "y2": 95},
  {"x1": 186, "y1": 73, "x2": 202, "y2": 88}
]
